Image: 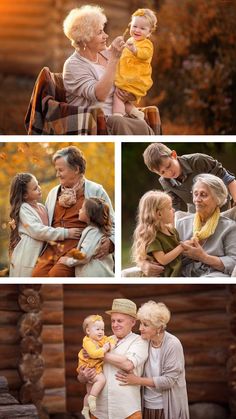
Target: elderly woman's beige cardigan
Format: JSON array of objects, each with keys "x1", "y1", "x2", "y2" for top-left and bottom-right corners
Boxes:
[{"x1": 144, "y1": 331, "x2": 189, "y2": 419}]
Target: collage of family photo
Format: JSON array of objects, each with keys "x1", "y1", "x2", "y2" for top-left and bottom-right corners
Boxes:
[{"x1": 0, "y1": 1, "x2": 236, "y2": 419}]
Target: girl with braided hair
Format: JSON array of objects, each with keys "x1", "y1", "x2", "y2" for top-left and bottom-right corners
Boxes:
[
  {"x1": 58, "y1": 197, "x2": 114, "y2": 276},
  {"x1": 9, "y1": 173, "x2": 81, "y2": 277}
]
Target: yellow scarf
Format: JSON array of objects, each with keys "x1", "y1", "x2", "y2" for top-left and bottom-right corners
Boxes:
[{"x1": 193, "y1": 207, "x2": 220, "y2": 241}]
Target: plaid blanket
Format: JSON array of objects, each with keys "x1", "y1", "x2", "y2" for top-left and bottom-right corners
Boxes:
[{"x1": 25, "y1": 67, "x2": 161, "y2": 135}]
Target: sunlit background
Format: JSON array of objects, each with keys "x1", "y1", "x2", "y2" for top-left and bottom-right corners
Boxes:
[{"x1": 0, "y1": 0, "x2": 235, "y2": 134}]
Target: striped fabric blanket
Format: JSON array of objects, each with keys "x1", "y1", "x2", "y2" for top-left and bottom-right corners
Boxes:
[{"x1": 25, "y1": 67, "x2": 161, "y2": 135}]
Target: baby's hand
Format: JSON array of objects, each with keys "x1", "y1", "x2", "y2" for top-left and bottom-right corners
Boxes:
[
  {"x1": 103, "y1": 342, "x2": 110, "y2": 353},
  {"x1": 125, "y1": 39, "x2": 137, "y2": 54}
]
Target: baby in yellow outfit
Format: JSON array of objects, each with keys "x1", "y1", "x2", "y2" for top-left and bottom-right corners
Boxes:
[
  {"x1": 77, "y1": 314, "x2": 116, "y2": 419},
  {"x1": 114, "y1": 8, "x2": 157, "y2": 119}
]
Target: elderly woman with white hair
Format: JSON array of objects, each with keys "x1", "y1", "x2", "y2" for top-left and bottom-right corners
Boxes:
[
  {"x1": 177, "y1": 173, "x2": 236, "y2": 277},
  {"x1": 116, "y1": 300, "x2": 189, "y2": 419},
  {"x1": 62, "y1": 5, "x2": 154, "y2": 135}
]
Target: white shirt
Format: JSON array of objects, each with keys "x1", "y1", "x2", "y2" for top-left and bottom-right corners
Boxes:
[
  {"x1": 95, "y1": 332, "x2": 148, "y2": 419},
  {"x1": 144, "y1": 346, "x2": 163, "y2": 409}
]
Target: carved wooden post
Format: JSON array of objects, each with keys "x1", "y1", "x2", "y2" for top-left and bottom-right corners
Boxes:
[
  {"x1": 226, "y1": 284, "x2": 236, "y2": 418},
  {"x1": 17, "y1": 285, "x2": 47, "y2": 419}
]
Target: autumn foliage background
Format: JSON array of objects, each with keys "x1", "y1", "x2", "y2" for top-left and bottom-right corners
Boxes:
[
  {"x1": 0, "y1": 142, "x2": 114, "y2": 271},
  {"x1": 0, "y1": 0, "x2": 235, "y2": 134}
]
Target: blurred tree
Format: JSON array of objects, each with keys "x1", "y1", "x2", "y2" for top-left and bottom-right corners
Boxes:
[{"x1": 151, "y1": 0, "x2": 236, "y2": 133}]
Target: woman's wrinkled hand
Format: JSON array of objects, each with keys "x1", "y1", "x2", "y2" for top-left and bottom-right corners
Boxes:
[
  {"x1": 115, "y1": 370, "x2": 137, "y2": 386},
  {"x1": 181, "y1": 238, "x2": 206, "y2": 261},
  {"x1": 115, "y1": 88, "x2": 136, "y2": 102},
  {"x1": 94, "y1": 237, "x2": 112, "y2": 259},
  {"x1": 109, "y1": 36, "x2": 126, "y2": 59},
  {"x1": 139, "y1": 260, "x2": 164, "y2": 277}
]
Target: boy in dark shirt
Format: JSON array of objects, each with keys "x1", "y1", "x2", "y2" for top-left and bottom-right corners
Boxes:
[{"x1": 143, "y1": 143, "x2": 236, "y2": 211}]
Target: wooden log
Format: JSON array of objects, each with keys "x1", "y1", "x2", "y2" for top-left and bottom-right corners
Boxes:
[
  {"x1": 0, "y1": 376, "x2": 9, "y2": 392},
  {"x1": 185, "y1": 347, "x2": 227, "y2": 366},
  {"x1": 187, "y1": 382, "x2": 228, "y2": 403},
  {"x1": 63, "y1": 290, "x2": 123, "y2": 310},
  {"x1": 0, "y1": 391, "x2": 17, "y2": 405},
  {"x1": 19, "y1": 285, "x2": 41, "y2": 292},
  {"x1": 19, "y1": 382, "x2": 44, "y2": 405},
  {"x1": 173, "y1": 329, "x2": 232, "y2": 349},
  {"x1": 41, "y1": 301, "x2": 63, "y2": 325},
  {"x1": 41, "y1": 325, "x2": 64, "y2": 344},
  {"x1": 0, "y1": 345, "x2": 20, "y2": 369},
  {"x1": 0, "y1": 310, "x2": 20, "y2": 325},
  {"x1": 186, "y1": 365, "x2": 227, "y2": 383},
  {"x1": 42, "y1": 344, "x2": 65, "y2": 368},
  {"x1": 19, "y1": 312, "x2": 43, "y2": 338},
  {"x1": 0, "y1": 325, "x2": 19, "y2": 344},
  {"x1": 0, "y1": 288, "x2": 19, "y2": 311},
  {"x1": 120, "y1": 284, "x2": 224, "y2": 298},
  {"x1": 0, "y1": 404, "x2": 39, "y2": 418},
  {"x1": 18, "y1": 289, "x2": 42, "y2": 313},
  {"x1": 41, "y1": 285, "x2": 63, "y2": 300},
  {"x1": 41, "y1": 368, "x2": 65, "y2": 389},
  {"x1": 20, "y1": 336, "x2": 43, "y2": 355},
  {"x1": 42, "y1": 387, "x2": 66, "y2": 413},
  {"x1": 66, "y1": 395, "x2": 83, "y2": 413},
  {"x1": 0, "y1": 370, "x2": 21, "y2": 390},
  {"x1": 19, "y1": 354, "x2": 44, "y2": 384}
]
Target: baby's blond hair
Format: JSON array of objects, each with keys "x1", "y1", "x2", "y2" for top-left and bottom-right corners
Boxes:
[
  {"x1": 132, "y1": 8, "x2": 157, "y2": 33},
  {"x1": 82, "y1": 314, "x2": 104, "y2": 333}
]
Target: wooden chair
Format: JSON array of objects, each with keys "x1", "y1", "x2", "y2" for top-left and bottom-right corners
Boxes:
[{"x1": 25, "y1": 67, "x2": 162, "y2": 135}]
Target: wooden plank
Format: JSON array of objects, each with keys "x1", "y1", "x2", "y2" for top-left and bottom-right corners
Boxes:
[
  {"x1": 41, "y1": 369, "x2": 65, "y2": 389},
  {"x1": 0, "y1": 346, "x2": 20, "y2": 369},
  {"x1": 186, "y1": 365, "x2": 227, "y2": 383},
  {"x1": 0, "y1": 404, "x2": 38, "y2": 418},
  {"x1": 41, "y1": 325, "x2": 64, "y2": 344},
  {"x1": 0, "y1": 310, "x2": 20, "y2": 325},
  {"x1": 42, "y1": 344, "x2": 65, "y2": 368},
  {"x1": 42, "y1": 301, "x2": 63, "y2": 325},
  {"x1": 42, "y1": 387, "x2": 66, "y2": 413},
  {"x1": 188, "y1": 382, "x2": 228, "y2": 403},
  {"x1": 0, "y1": 326, "x2": 20, "y2": 344},
  {"x1": 41, "y1": 285, "x2": 63, "y2": 300}
]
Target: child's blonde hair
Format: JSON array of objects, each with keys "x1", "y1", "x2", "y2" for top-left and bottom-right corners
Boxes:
[
  {"x1": 132, "y1": 190, "x2": 172, "y2": 264},
  {"x1": 82, "y1": 314, "x2": 104, "y2": 334},
  {"x1": 131, "y1": 8, "x2": 157, "y2": 33}
]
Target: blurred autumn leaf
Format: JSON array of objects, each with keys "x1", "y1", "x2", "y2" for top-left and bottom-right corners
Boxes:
[{"x1": 0, "y1": 142, "x2": 114, "y2": 270}]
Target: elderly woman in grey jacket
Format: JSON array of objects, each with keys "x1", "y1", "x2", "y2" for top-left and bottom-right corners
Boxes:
[
  {"x1": 116, "y1": 300, "x2": 189, "y2": 419},
  {"x1": 63, "y1": 5, "x2": 154, "y2": 135}
]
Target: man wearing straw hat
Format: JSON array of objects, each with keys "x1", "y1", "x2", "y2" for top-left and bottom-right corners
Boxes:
[{"x1": 78, "y1": 298, "x2": 148, "y2": 419}]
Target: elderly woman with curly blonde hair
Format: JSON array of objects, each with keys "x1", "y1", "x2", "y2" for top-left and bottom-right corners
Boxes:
[
  {"x1": 63, "y1": 5, "x2": 154, "y2": 135},
  {"x1": 116, "y1": 301, "x2": 189, "y2": 419}
]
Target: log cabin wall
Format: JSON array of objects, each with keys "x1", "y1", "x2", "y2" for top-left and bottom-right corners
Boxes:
[
  {"x1": 0, "y1": 285, "x2": 66, "y2": 417},
  {"x1": 63, "y1": 284, "x2": 232, "y2": 414},
  {"x1": 0, "y1": 0, "x2": 134, "y2": 77}
]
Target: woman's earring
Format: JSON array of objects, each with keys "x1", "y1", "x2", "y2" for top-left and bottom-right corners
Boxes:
[{"x1": 83, "y1": 43, "x2": 86, "y2": 51}]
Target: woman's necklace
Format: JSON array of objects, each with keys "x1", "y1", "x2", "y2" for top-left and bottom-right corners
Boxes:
[{"x1": 151, "y1": 333, "x2": 164, "y2": 348}]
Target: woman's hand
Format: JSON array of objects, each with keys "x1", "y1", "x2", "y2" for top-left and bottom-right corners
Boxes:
[
  {"x1": 115, "y1": 88, "x2": 136, "y2": 103},
  {"x1": 68, "y1": 228, "x2": 82, "y2": 239},
  {"x1": 94, "y1": 237, "x2": 113, "y2": 259},
  {"x1": 109, "y1": 36, "x2": 126, "y2": 59},
  {"x1": 115, "y1": 370, "x2": 139, "y2": 386},
  {"x1": 139, "y1": 260, "x2": 165, "y2": 277},
  {"x1": 181, "y1": 238, "x2": 207, "y2": 261}
]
